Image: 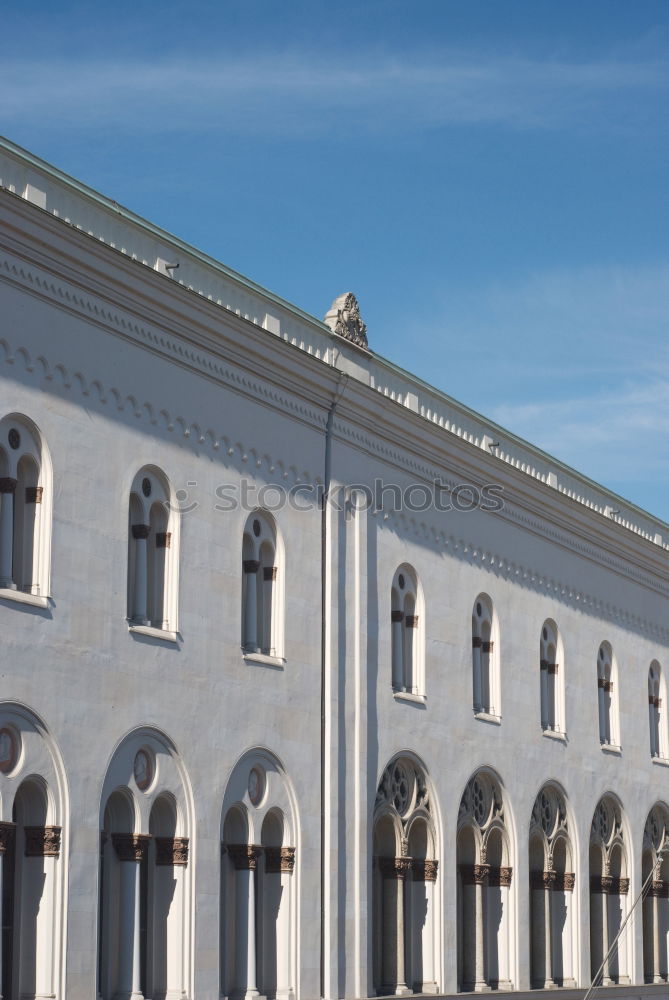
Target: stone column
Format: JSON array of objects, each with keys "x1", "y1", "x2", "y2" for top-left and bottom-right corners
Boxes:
[
  {"x1": 392, "y1": 611, "x2": 404, "y2": 690},
  {"x1": 379, "y1": 857, "x2": 412, "y2": 995},
  {"x1": 243, "y1": 561, "x2": 260, "y2": 652},
  {"x1": 542, "y1": 870, "x2": 556, "y2": 988},
  {"x1": 265, "y1": 847, "x2": 296, "y2": 1000},
  {"x1": 131, "y1": 525, "x2": 151, "y2": 625},
  {"x1": 112, "y1": 833, "x2": 149, "y2": 1000},
  {"x1": 0, "y1": 823, "x2": 15, "y2": 1000},
  {"x1": 0, "y1": 478, "x2": 17, "y2": 589},
  {"x1": 472, "y1": 637, "x2": 482, "y2": 710},
  {"x1": 24, "y1": 825, "x2": 61, "y2": 1000},
  {"x1": 600, "y1": 875, "x2": 613, "y2": 986},
  {"x1": 649, "y1": 881, "x2": 663, "y2": 983},
  {"x1": 412, "y1": 859, "x2": 439, "y2": 993},
  {"x1": 228, "y1": 845, "x2": 263, "y2": 1000},
  {"x1": 404, "y1": 615, "x2": 418, "y2": 693},
  {"x1": 481, "y1": 641, "x2": 494, "y2": 712},
  {"x1": 460, "y1": 864, "x2": 490, "y2": 992}
]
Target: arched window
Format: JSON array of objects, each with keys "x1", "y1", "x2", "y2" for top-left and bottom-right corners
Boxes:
[
  {"x1": 220, "y1": 750, "x2": 297, "y2": 1000},
  {"x1": 373, "y1": 756, "x2": 439, "y2": 995},
  {"x1": 597, "y1": 643, "x2": 618, "y2": 747},
  {"x1": 649, "y1": 662, "x2": 665, "y2": 759},
  {"x1": 589, "y1": 796, "x2": 630, "y2": 985},
  {"x1": 529, "y1": 785, "x2": 576, "y2": 988},
  {"x1": 98, "y1": 730, "x2": 192, "y2": 1000},
  {"x1": 241, "y1": 512, "x2": 284, "y2": 659},
  {"x1": 0, "y1": 414, "x2": 52, "y2": 598},
  {"x1": 472, "y1": 595, "x2": 498, "y2": 717},
  {"x1": 457, "y1": 770, "x2": 514, "y2": 991},
  {"x1": 642, "y1": 804, "x2": 669, "y2": 984},
  {"x1": 127, "y1": 468, "x2": 179, "y2": 632},
  {"x1": 391, "y1": 566, "x2": 424, "y2": 696},
  {"x1": 540, "y1": 620, "x2": 564, "y2": 733}
]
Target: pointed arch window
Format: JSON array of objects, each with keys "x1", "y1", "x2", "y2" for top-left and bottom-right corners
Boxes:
[
  {"x1": 472, "y1": 595, "x2": 499, "y2": 717},
  {"x1": 0, "y1": 415, "x2": 52, "y2": 600},
  {"x1": 127, "y1": 468, "x2": 179, "y2": 633},
  {"x1": 391, "y1": 566, "x2": 424, "y2": 697},
  {"x1": 242, "y1": 512, "x2": 284, "y2": 659}
]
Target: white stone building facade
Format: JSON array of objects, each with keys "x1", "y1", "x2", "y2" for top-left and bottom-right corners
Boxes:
[{"x1": 0, "y1": 136, "x2": 668, "y2": 1000}]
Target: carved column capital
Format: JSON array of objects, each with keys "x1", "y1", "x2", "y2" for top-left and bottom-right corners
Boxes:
[
  {"x1": 25, "y1": 486, "x2": 43, "y2": 504},
  {"x1": 531, "y1": 869, "x2": 555, "y2": 890},
  {"x1": 472, "y1": 636, "x2": 482, "y2": 649},
  {"x1": 243, "y1": 559, "x2": 260, "y2": 575},
  {"x1": 265, "y1": 846, "x2": 296, "y2": 874},
  {"x1": 24, "y1": 825, "x2": 61, "y2": 857},
  {"x1": 155, "y1": 531, "x2": 171, "y2": 549},
  {"x1": 378, "y1": 856, "x2": 413, "y2": 880},
  {"x1": 591, "y1": 874, "x2": 613, "y2": 894},
  {"x1": 112, "y1": 832, "x2": 149, "y2": 862},
  {"x1": 391, "y1": 610, "x2": 404, "y2": 623},
  {"x1": 554, "y1": 872, "x2": 575, "y2": 892},
  {"x1": 460, "y1": 863, "x2": 490, "y2": 885},
  {"x1": 155, "y1": 836, "x2": 189, "y2": 866},
  {"x1": 0, "y1": 822, "x2": 15, "y2": 854},
  {"x1": 412, "y1": 858, "x2": 439, "y2": 882},
  {"x1": 405, "y1": 615, "x2": 419, "y2": 628},
  {"x1": 226, "y1": 843, "x2": 262, "y2": 870},
  {"x1": 263, "y1": 566, "x2": 277, "y2": 582},
  {"x1": 489, "y1": 866, "x2": 513, "y2": 887},
  {"x1": 0, "y1": 478, "x2": 17, "y2": 495},
  {"x1": 131, "y1": 523, "x2": 151, "y2": 541},
  {"x1": 611, "y1": 876, "x2": 629, "y2": 895}
]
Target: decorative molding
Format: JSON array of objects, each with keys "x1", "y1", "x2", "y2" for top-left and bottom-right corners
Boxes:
[
  {"x1": 265, "y1": 846, "x2": 296, "y2": 874},
  {"x1": 112, "y1": 832, "x2": 149, "y2": 862},
  {"x1": 472, "y1": 636, "x2": 482, "y2": 649},
  {"x1": 263, "y1": 565, "x2": 278, "y2": 582},
  {"x1": 225, "y1": 843, "x2": 262, "y2": 870},
  {"x1": 0, "y1": 821, "x2": 15, "y2": 854},
  {"x1": 554, "y1": 872, "x2": 575, "y2": 892},
  {"x1": 243, "y1": 559, "x2": 260, "y2": 575},
  {"x1": 391, "y1": 610, "x2": 404, "y2": 623},
  {"x1": 131, "y1": 523, "x2": 150, "y2": 540},
  {"x1": 1, "y1": 271, "x2": 668, "y2": 634},
  {"x1": 378, "y1": 856, "x2": 413, "y2": 880},
  {"x1": 155, "y1": 531, "x2": 171, "y2": 549},
  {"x1": 155, "y1": 836, "x2": 189, "y2": 866},
  {"x1": 488, "y1": 866, "x2": 513, "y2": 887},
  {"x1": 24, "y1": 825, "x2": 61, "y2": 857},
  {"x1": 405, "y1": 614, "x2": 419, "y2": 628},
  {"x1": 0, "y1": 477, "x2": 16, "y2": 494},
  {"x1": 412, "y1": 858, "x2": 439, "y2": 882},
  {"x1": 531, "y1": 870, "x2": 556, "y2": 890}
]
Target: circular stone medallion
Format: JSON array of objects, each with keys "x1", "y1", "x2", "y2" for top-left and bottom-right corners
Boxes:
[
  {"x1": 0, "y1": 727, "x2": 19, "y2": 774},
  {"x1": 133, "y1": 748, "x2": 154, "y2": 792},
  {"x1": 248, "y1": 765, "x2": 266, "y2": 807}
]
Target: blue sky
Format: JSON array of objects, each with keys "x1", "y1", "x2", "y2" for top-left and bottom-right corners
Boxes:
[{"x1": 2, "y1": 1, "x2": 669, "y2": 519}]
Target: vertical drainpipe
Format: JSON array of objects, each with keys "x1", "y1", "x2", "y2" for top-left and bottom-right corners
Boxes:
[{"x1": 321, "y1": 372, "x2": 348, "y2": 1000}]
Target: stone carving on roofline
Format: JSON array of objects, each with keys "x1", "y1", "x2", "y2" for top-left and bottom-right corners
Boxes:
[{"x1": 324, "y1": 292, "x2": 368, "y2": 349}]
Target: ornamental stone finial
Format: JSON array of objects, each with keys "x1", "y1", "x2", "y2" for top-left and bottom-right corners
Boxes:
[{"x1": 324, "y1": 292, "x2": 368, "y2": 349}]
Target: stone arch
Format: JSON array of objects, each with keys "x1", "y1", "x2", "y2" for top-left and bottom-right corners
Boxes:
[
  {"x1": 372, "y1": 753, "x2": 440, "y2": 995},
  {"x1": 97, "y1": 727, "x2": 193, "y2": 1000},
  {"x1": 0, "y1": 702, "x2": 67, "y2": 1000},
  {"x1": 0, "y1": 413, "x2": 53, "y2": 598},
  {"x1": 589, "y1": 793, "x2": 631, "y2": 986},
  {"x1": 241, "y1": 510, "x2": 285, "y2": 659},
  {"x1": 471, "y1": 594, "x2": 500, "y2": 717},
  {"x1": 642, "y1": 803, "x2": 669, "y2": 983},
  {"x1": 127, "y1": 465, "x2": 180, "y2": 633},
  {"x1": 390, "y1": 564, "x2": 425, "y2": 696},
  {"x1": 220, "y1": 748, "x2": 298, "y2": 1000},
  {"x1": 528, "y1": 783, "x2": 577, "y2": 988},
  {"x1": 457, "y1": 767, "x2": 514, "y2": 991}
]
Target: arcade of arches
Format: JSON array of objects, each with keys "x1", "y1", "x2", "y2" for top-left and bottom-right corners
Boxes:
[{"x1": 1, "y1": 711, "x2": 669, "y2": 997}]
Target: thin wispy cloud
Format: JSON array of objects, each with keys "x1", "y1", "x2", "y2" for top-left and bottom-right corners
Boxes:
[{"x1": 1, "y1": 52, "x2": 667, "y2": 136}]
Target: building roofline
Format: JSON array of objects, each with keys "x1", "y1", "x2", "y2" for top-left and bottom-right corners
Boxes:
[{"x1": 1, "y1": 133, "x2": 667, "y2": 542}]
